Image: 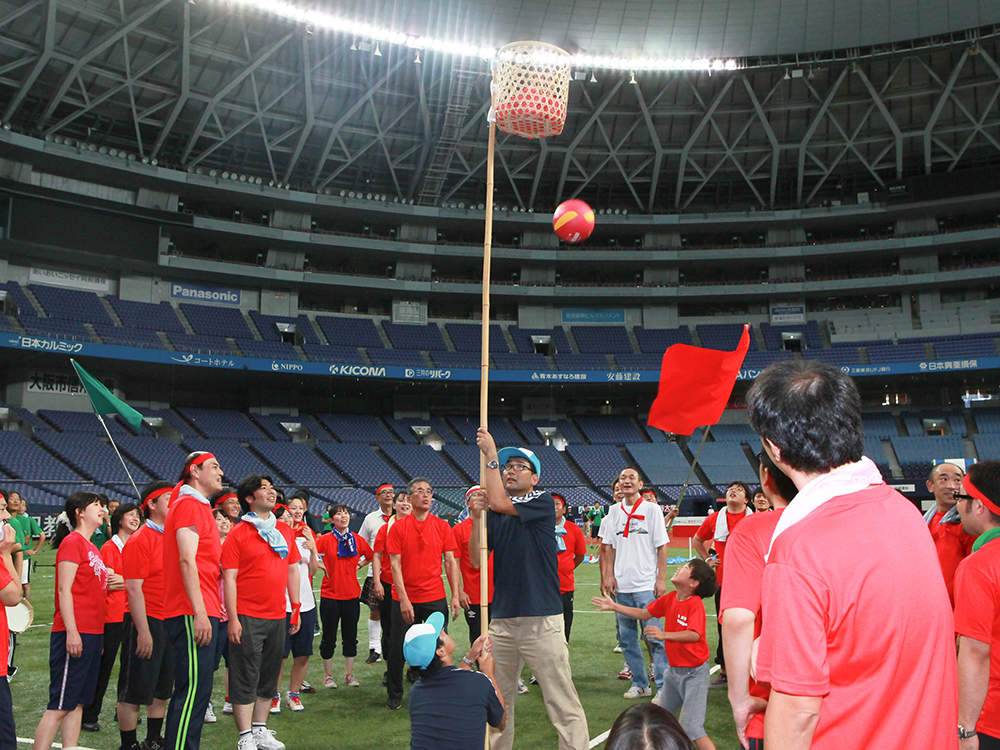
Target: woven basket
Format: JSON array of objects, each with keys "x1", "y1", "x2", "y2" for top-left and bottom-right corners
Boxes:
[{"x1": 493, "y1": 41, "x2": 571, "y2": 139}]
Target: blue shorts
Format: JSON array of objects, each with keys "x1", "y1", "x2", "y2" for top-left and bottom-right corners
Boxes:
[
  {"x1": 284, "y1": 608, "x2": 317, "y2": 659},
  {"x1": 48, "y1": 631, "x2": 103, "y2": 711}
]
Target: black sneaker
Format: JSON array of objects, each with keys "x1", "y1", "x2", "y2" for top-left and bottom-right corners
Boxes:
[
  {"x1": 386, "y1": 697, "x2": 402, "y2": 710},
  {"x1": 366, "y1": 648, "x2": 382, "y2": 664},
  {"x1": 381, "y1": 672, "x2": 388, "y2": 687},
  {"x1": 299, "y1": 680, "x2": 316, "y2": 694},
  {"x1": 120, "y1": 742, "x2": 141, "y2": 750},
  {"x1": 81, "y1": 722, "x2": 101, "y2": 733},
  {"x1": 142, "y1": 738, "x2": 165, "y2": 750}
]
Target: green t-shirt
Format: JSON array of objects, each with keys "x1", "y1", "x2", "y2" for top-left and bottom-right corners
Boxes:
[
  {"x1": 8, "y1": 514, "x2": 27, "y2": 549},
  {"x1": 10, "y1": 514, "x2": 41, "y2": 546},
  {"x1": 92, "y1": 520, "x2": 112, "y2": 549}
]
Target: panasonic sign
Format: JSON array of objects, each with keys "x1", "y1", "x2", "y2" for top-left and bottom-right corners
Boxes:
[{"x1": 170, "y1": 282, "x2": 241, "y2": 305}]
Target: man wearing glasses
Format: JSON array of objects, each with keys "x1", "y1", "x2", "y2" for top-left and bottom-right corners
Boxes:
[
  {"x1": 925, "y1": 462, "x2": 977, "y2": 607},
  {"x1": 470, "y1": 430, "x2": 589, "y2": 750},
  {"x1": 954, "y1": 462, "x2": 1000, "y2": 750},
  {"x1": 384, "y1": 477, "x2": 460, "y2": 711}
]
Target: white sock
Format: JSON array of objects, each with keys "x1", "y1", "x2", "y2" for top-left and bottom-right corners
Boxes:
[{"x1": 368, "y1": 618, "x2": 382, "y2": 652}]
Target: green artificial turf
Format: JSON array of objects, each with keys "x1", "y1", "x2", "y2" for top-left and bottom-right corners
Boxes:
[{"x1": 10, "y1": 544, "x2": 742, "y2": 749}]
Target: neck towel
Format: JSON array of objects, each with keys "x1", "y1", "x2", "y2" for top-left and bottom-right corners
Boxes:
[
  {"x1": 714, "y1": 505, "x2": 753, "y2": 542},
  {"x1": 924, "y1": 504, "x2": 961, "y2": 526},
  {"x1": 331, "y1": 527, "x2": 357, "y2": 558},
  {"x1": 766, "y1": 456, "x2": 884, "y2": 562},
  {"x1": 973, "y1": 526, "x2": 1000, "y2": 553},
  {"x1": 145, "y1": 520, "x2": 165, "y2": 534},
  {"x1": 242, "y1": 512, "x2": 289, "y2": 559},
  {"x1": 555, "y1": 518, "x2": 567, "y2": 551},
  {"x1": 621, "y1": 499, "x2": 646, "y2": 538}
]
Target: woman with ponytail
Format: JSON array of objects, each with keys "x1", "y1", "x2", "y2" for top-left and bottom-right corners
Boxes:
[{"x1": 33, "y1": 492, "x2": 109, "y2": 750}]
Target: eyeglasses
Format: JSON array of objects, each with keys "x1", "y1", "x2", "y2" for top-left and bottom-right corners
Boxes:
[
  {"x1": 504, "y1": 463, "x2": 533, "y2": 473},
  {"x1": 954, "y1": 493, "x2": 975, "y2": 503}
]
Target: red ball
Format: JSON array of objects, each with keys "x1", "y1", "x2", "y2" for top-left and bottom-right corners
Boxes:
[{"x1": 552, "y1": 199, "x2": 595, "y2": 244}]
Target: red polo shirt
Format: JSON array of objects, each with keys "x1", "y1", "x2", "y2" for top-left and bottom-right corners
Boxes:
[{"x1": 386, "y1": 513, "x2": 456, "y2": 603}]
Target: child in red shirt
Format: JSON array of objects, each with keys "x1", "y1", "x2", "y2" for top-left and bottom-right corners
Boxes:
[{"x1": 593, "y1": 559, "x2": 718, "y2": 750}]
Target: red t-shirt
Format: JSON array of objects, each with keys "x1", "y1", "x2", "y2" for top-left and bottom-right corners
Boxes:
[
  {"x1": 222, "y1": 520, "x2": 301, "y2": 619},
  {"x1": 556, "y1": 520, "x2": 586, "y2": 594},
  {"x1": 373, "y1": 522, "x2": 394, "y2": 585},
  {"x1": 0, "y1": 562, "x2": 11, "y2": 676},
  {"x1": 123, "y1": 524, "x2": 166, "y2": 620},
  {"x1": 646, "y1": 591, "x2": 709, "y2": 668},
  {"x1": 386, "y1": 513, "x2": 457, "y2": 603},
  {"x1": 315, "y1": 532, "x2": 372, "y2": 600},
  {"x1": 163, "y1": 493, "x2": 223, "y2": 619},
  {"x1": 101, "y1": 538, "x2": 128, "y2": 623},
  {"x1": 53, "y1": 531, "x2": 108, "y2": 634},
  {"x1": 718, "y1": 508, "x2": 784, "y2": 740},
  {"x1": 929, "y1": 510, "x2": 977, "y2": 607},
  {"x1": 695, "y1": 507, "x2": 749, "y2": 586},
  {"x1": 954, "y1": 537, "x2": 1000, "y2": 737},
  {"x1": 756, "y1": 485, "x2": 957, "y2": 750},
  {"x1": 452, "y1": 518, "x2": 494, "y2": 605}
]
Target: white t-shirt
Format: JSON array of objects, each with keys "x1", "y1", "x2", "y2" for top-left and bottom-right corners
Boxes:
[
  {"x1": 601, "y1": 499, "x2": 668, "y2": 593},
  {"x1": 285, "y1": 535, "x2": 316, "y2": 613},
  {"x1": 359, "y1": 508, "x2": 389, "y2": 579}
]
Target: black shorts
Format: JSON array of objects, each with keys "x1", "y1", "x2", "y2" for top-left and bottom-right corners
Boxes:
[
  {"x1": 48, "y1": 631, "x2": 103, "y2": 711},
  {"x1": 360, "y1": 576, "x2": 379, "y2": 609},
  {"x1": 284, "y1": 607, "x2": 317, "y2": 659},
  {"x1": 118, "y1": 613, "x2": 175, "y2": 706},
  {"x1": 228, "y1": 615, "x2": 286, "y2": 705}
]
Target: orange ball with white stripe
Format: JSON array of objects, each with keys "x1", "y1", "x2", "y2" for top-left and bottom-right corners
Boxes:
[{"x1": 552, "y1": 199, "x2": 595, "y2": 244}]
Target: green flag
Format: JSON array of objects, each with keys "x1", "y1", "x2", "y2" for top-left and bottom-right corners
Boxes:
[{"x1": 70, "y1": 359, "x2": 144, "y2": 432}]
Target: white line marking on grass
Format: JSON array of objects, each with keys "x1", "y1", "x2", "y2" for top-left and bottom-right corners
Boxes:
[
  {"x1": 589, "y1": 729, "x2": 612, "y2": 748},
  {"x1": 18, "y1": 738, "x2": 98, "y2": 749}
]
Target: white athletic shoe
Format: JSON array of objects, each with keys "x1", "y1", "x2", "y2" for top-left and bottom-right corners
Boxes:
[
  {"x1": 204, "y1": 703, "x2": 218, "y2": 723},
  {"x1": 517, "y1": 679, "x2": 529, "y2": 694},
  {"x1": 237, "y1": 734, "x2": 256, "y2": 750},
  {"x1": 623, "y1": 685, "x2": 653, "y2": 699},
  {"x1": 252, "y1": 727, "x2": 285, "y2": 750}
]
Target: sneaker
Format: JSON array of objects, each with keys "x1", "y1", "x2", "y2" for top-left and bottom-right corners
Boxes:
[
  {"x1": 285, "y1": 693, "x2": 304, "y2": 712},
  {"x1": 121, "y1": 742, "x2": 142, "y2": 750},
  {"x1": 299, "y1": 680, "x2": 316, "y2": 694},
  {"x1": 386, "y1": 697, "x2": 402, "y2": 710},
  {"x1": 529, "y1": 675, "x2": 538, "y2": 685},
  {"x1": 237, "y1": 735, "x2": 256, "y2": 750},
  {"x1": 251, "y1": 727, "x2": 285, "y2": 750},
  {"x1": 222, "y1": 700, "x2": 233, "y2": 715},
  {"x1": 344, "y1": 674, "x2": 360, "y2": 687},
  {"x1": 82, "y1": 722, "x2": 101, "y2": 733},
  {"x1": 269, "y1": 695, "x2": 281, "y2": 714},
  {"x1": 710, "y1": 672, "x2": 728, "y2": 688},
  {"x1": 618, "y1": 664, "x2": 632, "y2": 681},
  {"x1": 613, "y1": 644, "x2": 623, "y2": 654},
  {"x1": 323, "y1": 675, "x2": 337, "y2": 689},
  {"x1": 142, "y1": 739, "x2": 165, "y2": 750},
  {"x1": 366, "y1": 648, "x2": 382, "y2": 664},
  {"x1": 406, "y1": 667, "x2": 419, "y2": 683},
  {"x1": 517, "y1": 678, "x2": 529, "y2": 694},
  {"x1": 204, "y1": 703, "x2": 218, "y2": 724},
  {"x1": 623, "y1": 685, "x2": 653, "y2": 699}
]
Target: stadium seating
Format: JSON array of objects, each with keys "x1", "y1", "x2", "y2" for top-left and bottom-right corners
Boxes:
[
  {"x1": 696, "y1": 442, "x2": 757, "y2": 484},
  {"x1": 890, "y1": 436, "x2": 966, "y2": 479},
  {"x1": 167, "y1": 333, "x2": 235, "y2": 355},
  {"x1": 313, "y1": 413, "x2": 399, "y2": 443},
  {"x1": 301, "y1": 344, "x2": 364, "y2": 363},
  {"x1": 314, "y1": 444, "x2": 405, "y2": 487},
  {"x1": 429, "y1": 351, "x2": 482, "y2": 369},
  {"x1": 625, "y1": 443, "x2": 694, "y2": 485},
  {"x1": 30, "y1": 285, "x2": 112, "y2": 325},
  {"x1": 250, "y1": 441, "x2": 347, "y2": 486},
  {"x1": 565, "y1": 445, "x2": 627, "y2": 487},
  {"x1": 491, "y1": 353, "x2": 551, "y2": 370},
  {"x1": 0, "y1": 431, "x2": 84, "y2": 481},
  {"x1": 867, "y1": 342, "x2": 928, "y2": 364},
  {"x1": 248, "y1": 311, "x2": 322, "y2": 344},
  {"x1": 571, "y1": 326, "x2": 634, "y2": 354},
  {"x1": 6, "y1": 281, "x2": 38, "y2": 316},
  {"x1": 236, "y1": 340, "x2": 302, "y2": 360},
  {"x1": 176, "y1": 407, "x2": 267, "y2": 440},
  {"x1": 616, "y1": 354, "x2": 663, "y2": 371},
  {"x1": 315, "y1": 316, "x2": 384, "y2": 348},
  {"x1": 706, "y1": 424, "x2": 757, "y2": 442},
  {"x1": 35, "y1": 432, "x2": 151, "y2": 484},
  {"x1": 247, "y1": 414, "x2": 296, "y2": 442},
  {"x1": 108, "y1": 298, "x2": 186, "y2": 332},
  {"x1": 445, "y1": 416, "x2": 526, "y2": 448},
  {"x1": 117, "y1": 435, "x2": 197, "y2": 480},
  {"x1": 94, "y1": 324, "x2": 165, "y2": 349},
  {"x1": 379, "y1": 444, "x2": 467, "y2": 486},
  {"x1": 553, "y1": 353, "x2": 611, "y2": 371},
  {"x1": 696, "y1": 323, "x2": 757, "y2": 351},
  {"x1": 368, "y1": 349, "x2": 429, "y2": 367},
  {"x1": 574, "y1": 416, "x2": 645, "y2": 444},
  {"x1": 759, "y1": 321, "x2": 823, "y2": 351},
  {"x1": 633, "y1": 326, "x2": 692, "y2": 353},
  {"x1": 179, "y1": 303, "x2": 254, "y2": 339},
  {"x1": 444, "y1": 323, "x2": 510, "y2": 352},
  {"x1": 509, "y1": 327, "x2": 572, "y2": 354},
  {"x1": 19, "y1": 316, "x2": 92, "y2": 341},
  {"x1": 381, "y1": 322, "x2": 447, "y2": 351}
]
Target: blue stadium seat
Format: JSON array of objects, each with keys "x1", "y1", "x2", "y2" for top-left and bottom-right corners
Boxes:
[
  {"x1": 107, "y1": 298, "x2": 185, "y2": 332},
  {"x1": 633, "y1": 326, "x2": 693, "y2": 353},
  {"x1": 571, "y1": 326, "x2": 634, "y2": 354},
  {"x1": 179, "y1": 303, "x2": 254, "y2": 339},
  {"x1": 315, "y1": 316, "x2": 385, "y2": 348},
  {"x1": 444, "y1": 323, "x2": 510, "y2": 352}
]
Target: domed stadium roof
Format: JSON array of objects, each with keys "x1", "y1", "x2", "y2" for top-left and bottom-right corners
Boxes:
[{"x1": 1, "y1": 0, "x2": 1000, "y2": 212}]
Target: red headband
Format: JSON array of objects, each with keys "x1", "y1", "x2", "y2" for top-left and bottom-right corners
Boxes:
[
  {"x1": 185, "y1": 452, "x2": 217, "y2": 476},
  {"x1": 963, "y1": 474, "x2": 1000, "y2": 516},
  {"x1": 465, "y1": 485, "x2": 482, "y2": 502},
  {"x1": 213, "y1": 491, "x2": 236, "y2": 509},
  {"x1": 376, "y1": 484, "x2": 394, "y2": 496},
  {"x1": 142, "y1": 487, "x2": 171, "y2": 510}
]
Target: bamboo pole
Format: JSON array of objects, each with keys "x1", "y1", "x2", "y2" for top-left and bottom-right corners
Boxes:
[{"x1": 478, "y1": 114, "x2": 496, "y2": 633}]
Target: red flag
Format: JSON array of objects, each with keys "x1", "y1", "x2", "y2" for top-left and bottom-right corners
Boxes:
[{"x1": 647, "y1": 325, "x2": 750, "y2": 436}]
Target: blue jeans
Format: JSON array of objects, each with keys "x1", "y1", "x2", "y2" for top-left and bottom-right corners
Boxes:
[{"x1": 616, "y1": 590, "x2": 665, "y2": 691}]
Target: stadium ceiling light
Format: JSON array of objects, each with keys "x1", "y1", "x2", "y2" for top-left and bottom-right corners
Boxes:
[{"x1": 234, "y1": 0, "x2": 738, "y2": 72}]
